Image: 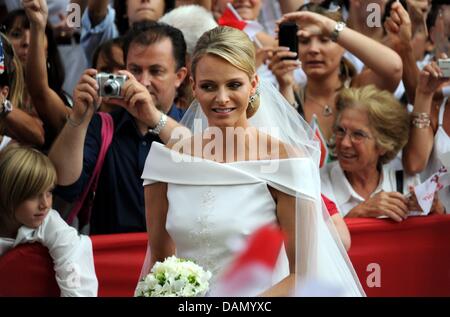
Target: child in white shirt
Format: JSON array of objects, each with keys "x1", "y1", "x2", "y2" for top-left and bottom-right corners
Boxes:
[{"x1": 0, "y1": 145, "x2": 98, "y2": 296}]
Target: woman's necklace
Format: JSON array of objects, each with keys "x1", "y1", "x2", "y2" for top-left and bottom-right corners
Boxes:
[{"x1": 305, "y1": 96, "x2": 334, "y2": 117}]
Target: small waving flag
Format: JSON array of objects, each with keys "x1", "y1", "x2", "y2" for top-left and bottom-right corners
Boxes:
[
  {"x1": 412, "y1": 166, "x2": 450, "y2": 215},
  {"x1": 218, "y1": 3, "x2": 263, "y2": 41},
  {"x1": 209, "y1": 224, "x2": 284, "y2": 297}
]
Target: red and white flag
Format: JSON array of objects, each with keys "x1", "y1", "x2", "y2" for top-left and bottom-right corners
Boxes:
[
  {"x1": 218, "y1": 3, "x2": 263, "y2": 41},
  {"x1": 310, "y1": 114, "x2": 329, "y2": 168},
  {"x1": 411, "y1": 166, "x2": 450, "y2": 216},
  {"x1": 209, "y1": 224, "x2": 284, "y2": 297}
]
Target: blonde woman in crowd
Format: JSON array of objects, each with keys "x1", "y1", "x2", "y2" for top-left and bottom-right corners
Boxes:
[{"x1": 321, "y1": 85, "x2": 445, "y2": 221}]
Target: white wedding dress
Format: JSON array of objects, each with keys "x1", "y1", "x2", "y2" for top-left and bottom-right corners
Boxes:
[
  {"x1": 141, "y1": 142, "x2": 364, "y2": 296},
  {"x1": 140, "y1": 79, "x2": 364, "y2": 296}
]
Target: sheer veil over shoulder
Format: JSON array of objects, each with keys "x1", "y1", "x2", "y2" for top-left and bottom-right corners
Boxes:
[{"x1": 139, "y1": 79, "x2": 365, "y2": 296}]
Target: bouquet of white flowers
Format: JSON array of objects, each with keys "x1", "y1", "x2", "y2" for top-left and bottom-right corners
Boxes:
[{"x1": 134, "y1": 256, "x2": 212, "y2": 297}]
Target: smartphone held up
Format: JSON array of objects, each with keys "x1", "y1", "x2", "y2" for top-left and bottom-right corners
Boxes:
[{"x1": 278, "y1": 22, "x2": 298, "y2": 60}]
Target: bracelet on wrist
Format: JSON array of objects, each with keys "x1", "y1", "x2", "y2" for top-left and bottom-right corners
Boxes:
[
  {"x1": 411, "y1": 117, "x2": 431, "y2": 128},
  {"x1": 330, "y1": 21, "x2": 346, "y2": 42},
  {"x1": 411, "y1": 112, "x2": 430, "y2": 120},
  {"x1": 66, "y1": 114, "x2": 85, "y2": 127},
  {"x1": 148, "y1": 111, "x2": 168, "y2": 135},
  {"x1": 66, "y1": 107, "x2": 90, "y2": 128}
]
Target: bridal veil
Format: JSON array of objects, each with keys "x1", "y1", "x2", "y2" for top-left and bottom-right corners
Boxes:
[{"x1": 178, "y1": 79, "x2": 365, "y2": 296}]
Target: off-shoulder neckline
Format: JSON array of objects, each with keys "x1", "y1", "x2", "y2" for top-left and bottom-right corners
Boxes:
[{"x1": 153, "y1": 142, "x2": 312, "y2": 165}]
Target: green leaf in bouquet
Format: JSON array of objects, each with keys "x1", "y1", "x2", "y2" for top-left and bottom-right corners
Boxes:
[{"x1": 156, "y1": 272, "x2": 166, "y2": 286}]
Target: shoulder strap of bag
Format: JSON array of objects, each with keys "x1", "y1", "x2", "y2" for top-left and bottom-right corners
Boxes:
[
  {"x1": 395, "y1": 170, "x2": 404, "y2": 194},
  {"x1": 67, "y1": 112, "x2": 114, "y2": 225}
]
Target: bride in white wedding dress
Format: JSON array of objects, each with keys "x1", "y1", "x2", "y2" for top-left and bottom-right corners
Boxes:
[{"x1": 139, "y1": 26, "x2": 364, "y2": 296}]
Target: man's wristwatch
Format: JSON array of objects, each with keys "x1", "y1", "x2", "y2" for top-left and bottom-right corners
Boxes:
[
  {"x1": 330, "y1": 21, "x2": 346, "y2": 42},
  {"x1": 148, "y1": 112, "x2": 168, "y2": 135},
  {"x1": 0, "y1": 99, "x2": 13, "y2": 117}
]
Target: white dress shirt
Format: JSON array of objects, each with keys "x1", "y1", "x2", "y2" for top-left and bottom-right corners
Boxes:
[
  {"x1": 0, "y1": 209, "x2": 98, "y2": 297},
  {"x1": 321, "y1": 161, "x2": 421, "y2": 217}
]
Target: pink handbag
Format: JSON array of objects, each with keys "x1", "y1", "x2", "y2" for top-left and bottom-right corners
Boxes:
[{"x1": 67, "y1": 112, "x2": 114, "y2": 228}]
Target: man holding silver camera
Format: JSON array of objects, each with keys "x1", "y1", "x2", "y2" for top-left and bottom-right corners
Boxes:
[{"x1": 49, "y1": 22, "x2": 187, "y2": 234}]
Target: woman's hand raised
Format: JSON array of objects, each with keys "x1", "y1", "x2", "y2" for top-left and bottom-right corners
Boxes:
[
  {"x1": 278, "y1": 11, "x2": 336, "y2": 39},
  {"x1": 22, "y1": 0, "x2": 48, "y2": 30},
  {"x1": 416, "y1": 61, "x2": 450, "y2": 96},
  {"x1": 267, "y1": 47, "x2": 301, "y2": 92},
  {"x1": 384, "y1": 1, "x2": 413, "y2": 51}
]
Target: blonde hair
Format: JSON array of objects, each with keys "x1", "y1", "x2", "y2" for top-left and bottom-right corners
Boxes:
[
  {"x1": 336, "y1": 85, "x2": 410, "y2": 165},
  {"x1": 191, "y1": 26, "x2": 260, "y2": 118},
  {"x1": 0, "y1": 145, "x2": 56, "y2": 221}
]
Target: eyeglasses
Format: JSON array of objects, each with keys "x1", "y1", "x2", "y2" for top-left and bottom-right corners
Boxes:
[{"x1": 334, "y1": 126, "x2": 371, "y2": 144}]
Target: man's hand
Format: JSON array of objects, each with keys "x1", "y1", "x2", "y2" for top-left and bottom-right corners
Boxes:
[
  {"x1": 71, "y1": 69, "x2": 101, "y2": 125},
  {"x1": 22, "y1": 0, "x2": 48, "y2": 30},
  {"x1": 105, "y1": 70, "x2": 161, "y2": 128}
]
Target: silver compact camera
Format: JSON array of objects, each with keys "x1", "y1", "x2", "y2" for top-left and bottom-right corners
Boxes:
[
  {"x1": 438, "y1": 59, "x2": 450, "y2": 78},
  {"x1": 96, "y1": 73, "x2": 127, "y2": 98}
]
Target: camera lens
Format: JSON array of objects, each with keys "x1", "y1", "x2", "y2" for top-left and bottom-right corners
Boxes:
[
  {"x1": 104, "y1": 84, "x2": 114, "y2": 95},
  {"x1": 103, "y1": 80, "x2": 119, "y2": 96}
]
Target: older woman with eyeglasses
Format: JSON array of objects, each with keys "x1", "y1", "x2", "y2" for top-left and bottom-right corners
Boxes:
[{"x1": 320, "y1": 85, "x2": 445, "y2": 222}]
